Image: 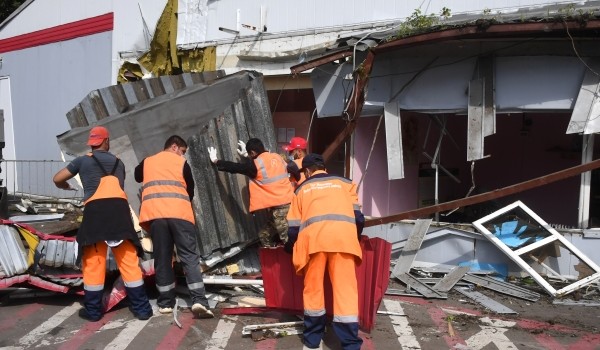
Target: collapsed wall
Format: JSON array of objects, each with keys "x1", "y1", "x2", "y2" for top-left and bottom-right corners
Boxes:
[{"x1": 57, "y1": 70, "x2": 276, "y2": 255}]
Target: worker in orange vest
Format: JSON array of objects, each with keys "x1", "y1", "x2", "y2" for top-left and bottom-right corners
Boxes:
[
  {"x1": 135, "y1": 135, "x2": 213, "y2": 318},
  {"x1": 286, "y1": 153, "x2": 365, "y2": 350},
  {"x1": 207, "y1": 138, "x2": 293, "y2": 247},
  {"x1": 283, "y1": 136, "x2": 308, "y2": 189},
  {"x1": 53, "y1": 126, "x2": 153, "y2": 322}
]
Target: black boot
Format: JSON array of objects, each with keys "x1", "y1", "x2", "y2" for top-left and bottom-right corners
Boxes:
[
  {"x1": 126, "y1": 285, "x2": 153, "y2": 320},
  {"x1": 81, "y1": 289, "x2": 104, "y2": 322}
]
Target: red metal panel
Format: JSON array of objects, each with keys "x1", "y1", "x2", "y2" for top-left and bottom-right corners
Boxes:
[
  {"x1": 0, "y1": 13, "x2": 114, "y2": 54},
  {"x1": 259, "y1": 237, "x2": 391, "y2": 332}
]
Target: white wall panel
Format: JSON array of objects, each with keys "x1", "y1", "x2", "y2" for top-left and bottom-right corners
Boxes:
[
  {"x1": 0, "y1": 33, "x2": 112, "y2": 160},
  {"x1": 0, "y1": 0, "x2": 112, "y2": 39}
]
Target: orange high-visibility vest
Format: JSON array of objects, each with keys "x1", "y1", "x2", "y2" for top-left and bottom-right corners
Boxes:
[
  {"x1": 287, "y1": 170, "x2": 362, "y2": 274},
  {"x1": 139, "y1": 151, "x2": 195, "y2": 228},
  {"x1": 84, "y1": 153, "x2": 127, "y2": 205},
  {"x1": 249, "y1": 152, "x2": 293, "y2": 212}
]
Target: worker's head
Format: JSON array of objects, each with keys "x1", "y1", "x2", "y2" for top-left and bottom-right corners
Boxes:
[
  {"x1": 245, "y1": 138, "x2": 265, "y2": 159},
  {"x1": 87, "y1": 126, "x2": 110, "y2": 150},
  {"x1": 164, "y1": 135, "x2": 187, "y2": 156},
  {"x1": 300, "y1": 153, "x2": 325, "y2": 178},
  {"x1": 283, "y1": 136, "x2": 308, "y2": 160}
]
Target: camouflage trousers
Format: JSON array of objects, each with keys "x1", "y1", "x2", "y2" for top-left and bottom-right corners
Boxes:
[{"x1": 258, "y1": 204, "x2": 290, "y2": 247}]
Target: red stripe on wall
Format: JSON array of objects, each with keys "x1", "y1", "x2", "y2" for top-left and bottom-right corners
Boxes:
[{"x1": 0, "y1": 12, "x2": 113, "y2": 54}]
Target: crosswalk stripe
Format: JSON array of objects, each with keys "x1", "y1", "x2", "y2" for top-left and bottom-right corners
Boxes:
[
  {"x1": 102, "y1": 300, "x2": 157, "y2": 350},
  {"x1": 16, "y1": 303, "x2": 80, "y2": 348},
  {"x1": 205, "y1": 316, "x2": 238, "y2": 350},
  {"x1": 383, "y1": 299, "x2": 421, "y2": 350}
]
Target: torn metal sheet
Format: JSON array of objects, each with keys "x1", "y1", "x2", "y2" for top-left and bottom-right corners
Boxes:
[
  {"x1": 395, "y1": 272, "x2": 447, "y2": 299},
  {"x1": 480, "y1": 56, "x2": 496, "y2": 137},
  {"x1": 392, "y1": 219, "x2": 432, "y2": 277},
  {"x1": 461, "y1": 273, "x2": 540, "y2": 302},
  {"x1": 473, "y1": 201, "x2": 600, "y2": 297},
  {"x1": 455, "y1": 287, "x2": 517, "y2": 314},
  {"x1": 566, "y1": 58, "x2": 600, "y2": 134},
  {"x1": 467, "y1": 78, "x2": 485, "y2": 161},
  {"x1": 57, "y1": 71, "x2": 276, "y2": 256},
  {"x1": 384, "y1": 102, "x2": 404, "y2": 180},
  {"x1": 0, "y1": 225, "x2": 28, "y2": 277},
  {"x1": 432, "y1": 266, "x2": 470, "y2": 292}
]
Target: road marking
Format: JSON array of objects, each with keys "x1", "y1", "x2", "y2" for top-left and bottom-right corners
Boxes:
[
  {"x1": 103, "y1": 318, "x2": 151, "y2": 350},
  {"x1": 465, "y1": 317, "x2": 518, "y2": 350},
  {"x1": 383, "y1": 299, "x2": 421, "y2": 349},
  {"x1": 14, "y1": 303, "x2": 80, "y2": 348},
  {"x1": 205, "y1": 316, "x2": 237, "y2": 350},
  {"x1": 101, "y1": 300, "x2": 157, "y2": 350}
]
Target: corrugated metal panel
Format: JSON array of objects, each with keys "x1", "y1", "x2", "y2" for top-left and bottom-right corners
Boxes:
[
  {"x1": 0, "y1": 225, "x2": 28, "y2": 277},
  {"x1": 66, "y1": 71, "x2": 226, "y2": 128},
  {"x1": 57, "y1": 71, "x2": 277, "y2": 256}
]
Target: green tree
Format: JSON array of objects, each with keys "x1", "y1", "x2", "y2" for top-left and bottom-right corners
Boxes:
[{"x1": 0, "y1": 0, "x2": 27, "y2": 24}]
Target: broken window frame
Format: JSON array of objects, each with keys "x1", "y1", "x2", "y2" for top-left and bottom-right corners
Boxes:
[{"x1": 472, "y1": 200, "x2": 600, "y2": 297}]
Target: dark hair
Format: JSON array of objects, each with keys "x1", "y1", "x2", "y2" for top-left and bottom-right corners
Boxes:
[
  {"x1": 245, "y1": 138, "x2": 265, "y2": 154},
  {"x1": 164, "y1": 135, "x2": 187, "y2": 150}
]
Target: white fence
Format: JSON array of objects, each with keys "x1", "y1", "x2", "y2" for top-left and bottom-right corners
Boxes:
[{"x1": 0, "y1": 160, "x2": 84, "y2": 201}]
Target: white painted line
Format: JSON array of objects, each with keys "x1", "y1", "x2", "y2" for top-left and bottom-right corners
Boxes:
[
  {"x1": 103, "y1": 319, "x2": 151, "y2": 350},
  {"x1": 102, "y1": 300, "x2": 157, "y2": 350},
  {"x1": 383, "y1": 299, "x2": 421, "y2": 349},
  {"x1": 465, "y1": 317, "x2": 518, "y2": 350},
  {"x1": 16, "y1": 303, "x2": 80, "y2": 348},
  {"x1": 205, "y1": 316, "x2": 238, "y2": 350}
]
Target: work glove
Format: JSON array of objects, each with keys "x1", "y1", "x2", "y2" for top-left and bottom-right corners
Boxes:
[
  {"x1": 207, "y1": 146, "x2": 218, "y2": 164},
  {"x1": 236, "y1": 140, "x2": 248, "y2": 158}
]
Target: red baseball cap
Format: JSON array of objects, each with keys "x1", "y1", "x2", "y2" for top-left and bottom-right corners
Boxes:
[
  {"x1": 283, "y1": 136, "x2": 307, "y2": 151},
  {"x1": 87, "y1": 126, "x2": 109, "y2": 146}
]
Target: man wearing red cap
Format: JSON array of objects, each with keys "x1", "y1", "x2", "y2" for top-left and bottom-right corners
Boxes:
[
  {"x1": 53, "y1": 126, "x2": 153, "y2": 322},
  {"x1": 283, "y1": 136, "x2": 308, "y2": 189}
]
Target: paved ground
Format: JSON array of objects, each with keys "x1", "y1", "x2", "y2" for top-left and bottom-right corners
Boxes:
[{"x1": 1, "y1": 290, "x2": 600, "y2": 350}]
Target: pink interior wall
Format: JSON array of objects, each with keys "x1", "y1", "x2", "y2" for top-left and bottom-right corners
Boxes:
[{"x1": 353, "y1": 112, "x2": 582, "y2": 226}]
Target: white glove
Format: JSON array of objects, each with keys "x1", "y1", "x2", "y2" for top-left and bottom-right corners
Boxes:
[
  {"x1": 207, "y1": 146, "x2": 218, "y2": 163},
  {"x1": 236, "y1": 140, "x2": 248, "y2": 158}
]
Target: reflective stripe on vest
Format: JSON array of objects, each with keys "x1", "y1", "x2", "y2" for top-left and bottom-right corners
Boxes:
[
  {"x1": 139, "y1": 151, "x2": 195, "y2": 225},
  {"x1": 299, "y1": 214, "x2": 356, "y2": 232},
  {"x1": 248, "y1": 152, "x2": 293, "y2": 212}
]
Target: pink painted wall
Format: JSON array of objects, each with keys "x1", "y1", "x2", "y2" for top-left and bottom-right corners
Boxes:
[{"x1": 353, "y1": 112, "x2": 582, "y2": 227}]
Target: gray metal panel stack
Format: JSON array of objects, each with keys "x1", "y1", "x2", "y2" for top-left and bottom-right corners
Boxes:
[
  {"x1": 0, "y1": 225, "x2": 29, "y2": 277},
  {"x1": 57, "y1": 71, "x2": 277, "y2": 256}
]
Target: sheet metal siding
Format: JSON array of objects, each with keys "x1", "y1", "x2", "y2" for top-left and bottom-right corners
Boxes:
[
  {"x1": 201, "y1": 0, "x2": 583, "y2": 42},
  {"x1": 57, "y1": 71, "x2": 276, "y2": 256},
  {"x1": 66, "y1": 71, "x2": 225, "y2": 128},
  {"x1": 0, "y1": 225, "x2": 28, "y2": 277},
  {"x1": 1, "y1": 32, "x2": 112, "y2": 161}
]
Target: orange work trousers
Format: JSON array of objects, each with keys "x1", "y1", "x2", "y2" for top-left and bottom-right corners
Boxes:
[
  {"x1": 303, "y1": 251, "x2": 359, "y2": 321},
  {"x1": 82, "y1": 240, "x2": 144, "y2": 290}
]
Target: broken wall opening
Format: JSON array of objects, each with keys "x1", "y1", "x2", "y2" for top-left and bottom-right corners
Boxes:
[{"x1": 354, "y1": 112, "x2": 588, "y2": 227}]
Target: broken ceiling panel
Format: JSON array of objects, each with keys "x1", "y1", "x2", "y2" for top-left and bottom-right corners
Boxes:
[
  {"x1": 384, "y1": 102, "x2": 404, "y2": 180},
  {"x1": 57, "y1": 71, "x2": 276, "y2": 256},
  {"x1": 566, "y1": 58, "x2": 600, "y2": 134},
  {"x1": 473, "y1": 200, "x2": 600, "y2": 297},
  {"x1": 467, "y1": 78, "x2": 484, "y2": 161}
]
